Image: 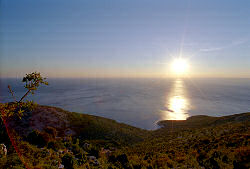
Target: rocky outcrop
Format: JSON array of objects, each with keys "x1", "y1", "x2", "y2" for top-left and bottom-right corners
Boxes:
[
  {"x1": 5, "y1": 105, "x2": 76, "y2": 137},
  {"x1": 0, "y1": 144, "x2": 7, "y2": 156}
]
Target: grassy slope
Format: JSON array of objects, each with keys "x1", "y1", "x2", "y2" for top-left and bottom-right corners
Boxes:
[
  {"x1": 32, "y1": 105, "x2": 150, "y2": 145},
  {"x1": 126, "y1": 112, "x2": 250, "y2": 168},
  {"x1": 63, "y1": 108, "x2": 150, "y2": 145},
  {"x1": 34, "y1": 106, "x2": 250, "y2": 168},
  {"x1": 1, "y1": 104, "x2": 249, "y2": 168}
]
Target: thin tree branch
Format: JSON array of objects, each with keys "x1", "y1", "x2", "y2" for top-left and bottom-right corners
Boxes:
[
  {"x1": 8, "y1": 85, "x2": 17, "y2": 102},
  {"x1": 19, "y1": 90, "x2": 31, "y2": 103}
]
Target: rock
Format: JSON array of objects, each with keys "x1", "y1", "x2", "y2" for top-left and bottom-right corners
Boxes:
[
  {"x1": 64, "y1": 129, "x2": 75, "y2": 136},
  {"x1": 0, "y1": 144, "x2": 7, "y2": 156},
  {"x1": 58, "y1": 163, "x2": 64, "y2": 169},
  {"x1": 99, "y1": 148, "x2": 112, "y2": 158},
  {"x1": 83, "y1": 143, "x2": 90, "y2": 150},
  {"x1": 88, "y1": 156, "x2": 99, "y2": 166}
]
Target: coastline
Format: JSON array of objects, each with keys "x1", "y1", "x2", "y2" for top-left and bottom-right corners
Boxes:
[{"x1": 1, "y1": 103, "x2": 249, "y2": 168}]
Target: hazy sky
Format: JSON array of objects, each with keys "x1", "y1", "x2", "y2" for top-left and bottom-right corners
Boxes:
[{"x1": 1, "y1": 0, "x2": 250, "y2": 78}]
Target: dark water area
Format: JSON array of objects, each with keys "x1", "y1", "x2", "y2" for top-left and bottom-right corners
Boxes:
[{"x1": 1, "y1": 78, "x2": 250, "y2": 129}]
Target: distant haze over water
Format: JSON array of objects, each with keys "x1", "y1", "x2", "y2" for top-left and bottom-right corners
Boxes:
[{"x1": 1, "y1": 78, "x2": 250, "y2": 129}]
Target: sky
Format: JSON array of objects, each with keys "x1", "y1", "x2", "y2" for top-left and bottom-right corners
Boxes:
[{"x1": 1, "y1": 0, "x2": 250, "y2": 78}]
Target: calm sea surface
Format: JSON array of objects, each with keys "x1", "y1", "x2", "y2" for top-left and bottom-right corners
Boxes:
[{"x1": 1, "y1": 78, "x2": 250, "y2": 129}]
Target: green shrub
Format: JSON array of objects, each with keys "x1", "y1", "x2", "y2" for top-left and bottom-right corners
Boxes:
[
  {"x1": 62, "y1": 153, "x2": 75, "y2": 169},
  {"x1": 26, "y1": 130, "x2": 46, "y2": 148}
]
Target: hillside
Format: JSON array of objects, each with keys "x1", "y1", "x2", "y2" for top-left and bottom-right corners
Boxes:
[
  {"x1": 4, "y1": 105, "x2": 150, "y2": 146},
  {"x1": 0, "y1": 104, "x2": 249, "y2": 168},
  {"x1": 128, "y1": 113, "x2": 250, "y2": 169}
]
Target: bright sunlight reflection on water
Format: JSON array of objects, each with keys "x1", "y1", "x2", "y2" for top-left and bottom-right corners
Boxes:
[{"x1": 163, "y1": 79, "x2": 190, "y2": 120}]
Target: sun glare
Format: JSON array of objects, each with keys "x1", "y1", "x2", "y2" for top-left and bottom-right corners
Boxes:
[{"x1": 171, "y1": 58, "x2": 189, "y2": 75}]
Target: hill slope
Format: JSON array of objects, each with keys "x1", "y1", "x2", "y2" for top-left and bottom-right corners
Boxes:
[
  {"x1": 127, "y1": 113, "x2": 250, "y2": 169},
  {"x1": 5, "y1": 105, "x2": 150, "y2": 146},
  {"x1": 0, "y1": 104, "x2": 249, "y2": 168}
]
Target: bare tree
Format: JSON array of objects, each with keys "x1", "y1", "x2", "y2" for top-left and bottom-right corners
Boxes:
[{"x1": 7, "y1": 72, "x2": 48, "y2": 103}]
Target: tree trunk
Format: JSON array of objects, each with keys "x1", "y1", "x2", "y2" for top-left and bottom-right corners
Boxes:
[{"x1": 19, "y1": 90, "x2": 31, "y2": 103}]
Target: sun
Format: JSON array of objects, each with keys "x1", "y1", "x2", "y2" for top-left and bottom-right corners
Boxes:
[{"x1": 171, "y1": 58, "x2": 189, "y2": 75}]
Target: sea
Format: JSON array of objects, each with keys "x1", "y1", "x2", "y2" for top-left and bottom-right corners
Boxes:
[{"x1": 0, "y1": 78, "x2": 250, "y2": 130}]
